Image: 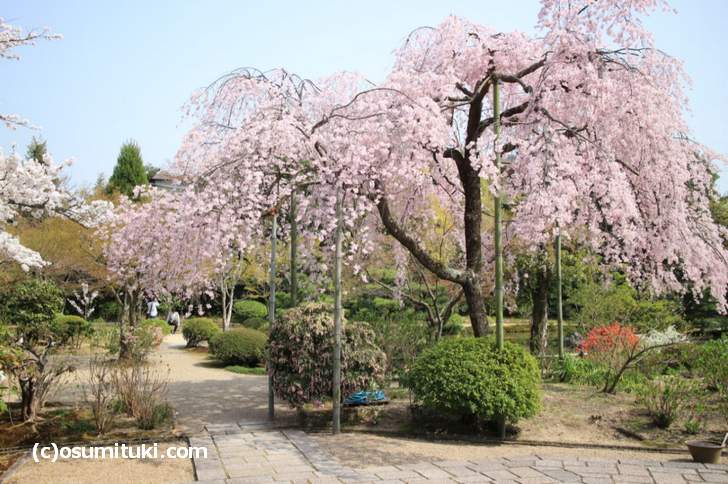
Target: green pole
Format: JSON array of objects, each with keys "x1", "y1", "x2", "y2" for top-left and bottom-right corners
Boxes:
[
  {"x1": 556, "y1": 231, "x2": 564, "y2": 360},
  {"x1": 493, "y1": 79, "x2": 504, "y2": 351},
  {"x1": 332, "y1": 187, "x2": 343, "y2": 434},
  {"x1": 290, "y1": 189, "x2": 298, "y2": 307},
  {"x1": 267, "y1": 208, "x2": 277, "y2": 421}
]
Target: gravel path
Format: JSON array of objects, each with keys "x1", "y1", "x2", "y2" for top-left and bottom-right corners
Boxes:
[{"x1": 158, "y1": 334, "x2": 294, "y2": 433}]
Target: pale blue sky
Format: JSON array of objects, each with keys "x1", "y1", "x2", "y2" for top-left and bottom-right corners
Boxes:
[{"x1": 1, "y1": 1, "x2": 727, "y2": 192}]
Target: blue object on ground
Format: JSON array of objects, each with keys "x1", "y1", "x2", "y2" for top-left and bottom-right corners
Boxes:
[{"x1": 344, "y1": 390, "x2": 387, "y2": 406}]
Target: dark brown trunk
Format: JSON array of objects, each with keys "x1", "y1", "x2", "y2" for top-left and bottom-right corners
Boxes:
[
  {"x1": 455, "y1": 150, "x2": 490, "y2": 337},
  {"x1": 529, "y1": 266, "x2": 550, "y2": 355},
  {"x1": 119, "y1": 289, "x2": 140, "y2": 360},
  {"x1": 464, "y1": 280, "x2": 488, "y2": 337}
]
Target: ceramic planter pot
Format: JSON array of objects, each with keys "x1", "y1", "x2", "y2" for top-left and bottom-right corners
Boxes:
[{"x1": 686, "y1": 440, "x2": 724, "y2": 464}]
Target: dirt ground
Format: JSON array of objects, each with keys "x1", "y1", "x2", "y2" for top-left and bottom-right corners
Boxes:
[{"x1": 3, "y1": 442, "x2": 193, "y2": 484}]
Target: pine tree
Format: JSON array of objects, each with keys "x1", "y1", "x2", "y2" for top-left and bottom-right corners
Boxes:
[
  {"x1": 26, "y1": 136, "x2": 47, "y2": 164},
  {"x1": 107, "y1": 140, "x2": 147, "y2": 197}
]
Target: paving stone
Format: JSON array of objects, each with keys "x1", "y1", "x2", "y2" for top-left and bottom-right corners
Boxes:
[
  {"x1": 538, "y1": 468, "x2": 582, "y2": 482},
  {"x1": 699, "y1": 473, "x2": 728, "y2": 483},
  {"x1": 481, "y1": 469, "x2": 520, "y2": 481},
  {"x1": 581, "y1": 477, "x2": 614, "y2": 484},
  {"x1": 226, "y1": 478, "x2": 275, "y2": 484},
  {"x1": 440, "y1": 466, "x2": 482, "y2": 478},
  {"x1": 650, "y1": 472, "x2": 688, "y2": 483},
  {"x1": 619, "y1": 464, "x2": 653, "y2": 476},
  {"x1": 507, "y1": 466, "x2": 548, "y2": 478},
  {"x1": 197, "y1": 466, "x2": 229, "y2": 481},
  {"x1": 612, "y1": 475, "x2": 655, "y2": 483},
  {"x1": 375, "y1": 470, "x2": 422, "y2": 480},
  {"x1": 533, "y1": 459, "x2": 563, "y2": 469}
]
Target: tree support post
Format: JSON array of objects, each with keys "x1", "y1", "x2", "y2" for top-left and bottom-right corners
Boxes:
[
  {"x1": 556, "y1": 231, "x2": 564, "y2": 360},
  {"x1": 267, "y1": 207, "x2": 278, "y2": 421},
  {"x1": 290, "y1": 189, "x2": 298, "y2": 307},
  {"x1": 493, "y1": 79, "x2": 505, "y2": 352},
  {"x1": 332, "y1": 187, "x2": 343, "y2": 434}
]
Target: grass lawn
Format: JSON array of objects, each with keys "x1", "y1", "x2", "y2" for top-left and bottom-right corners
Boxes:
[{"x1": 225, "y1": 365, "x2": 267, "y2": 375}]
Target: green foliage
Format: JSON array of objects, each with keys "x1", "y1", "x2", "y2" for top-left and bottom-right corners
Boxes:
[
  {"x1": 442, "y1": 313, "x2": 466, "y2": 336},
  {"x1": 268, "y1": 303, "x2": 386, "y2": 408},
  {"x1": 107, "y1": 140, "x2": 147, "y2": 197},
  {"x1": 406, "y1": 338, "x2": 541, "y2": 425},
  {"x1": 365, "y1": 312, "x2": 429, "y2": 377},
  {"x1": 556, "y1": 355, "x2": 647, "y2": 393},
  {"x1": 182, "y1": 318, "x2": 220, "y2": 348},
  {"x1": 225, "y1": 365, "x2": 267, "y2": 375},
  {"x1": 51, "y1": 314, "x2": 92, "y2": 347},
  {"x1": 209, "y1": 328, "x2": 267, "y2": 366},
  {"x1": 26, "y1": 136, "x2": 47, "y2": 164},
  {"x1": 240, "y1": 317, "x2": 268, "y2": 331},
  {"x1": 567, "y1": 264, "x2": 683, "y2": 332},
  {"x1": 695, "y1": 336, "x2": 728, "y2": 390},
  {"x1": 2, "y1": 278, "x2": 63, "y2": 344},
  {"x1": 233, "y1": 300, "x2": 268, "y2": 322},
  {"x1": 637, "y1": 375, "x2": 698, "y2": 429},
  {"x1": 141, "y1": 318, "x2": 172, "y2": 336},
  {"x1": 97, "y1": 300, "x2": 121, "y2": 322},
  {"x1": 570, "y1": 277, "x2": 636, "y2": 328}
]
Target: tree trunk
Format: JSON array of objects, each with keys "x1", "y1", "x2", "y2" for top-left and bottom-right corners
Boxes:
[
  {"x1": 19, "y1": 378, "x2": 36, "y2": 421},
  {"x1": 119, "y1": 288, "x2": 140, "y2": 360},
  {"x1": 463, "y1": 280, "x2": 488, "y2": 337},
  {"x1": 529, "y1": 265, "x2": 550, "y2": 356}
]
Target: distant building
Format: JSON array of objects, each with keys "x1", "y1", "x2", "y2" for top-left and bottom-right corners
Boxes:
[{"x1": 149, "y1": 170, "x2": 185, "y2": 191}]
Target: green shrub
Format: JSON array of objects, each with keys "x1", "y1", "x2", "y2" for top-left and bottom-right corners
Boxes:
[
  {"x1": 1, "y1": 278, "x2": 63, "y2": 343},
  {"x1": 637, "y1": 375, "x2": 697, "y2": 429},
  {"x1": 556, "y1": 354, "x2": 647, "y2": 392},
  {"x1": 209, "y1": 328, "x2": 267, "y2": 366},
  {"x1": 182, "y1": 318, "x2": 220, "y2": 348},
  {"x1": 406, "y1": 338, "x2": 541, "y2": 425},
  {"x1": 126, "y1": 324, "x2": 164, "y2": 361},
  {"x1": 696, "y1": 336, "x2": 728, "y2": 390},
  {"x1": 233, "y1": 300, "x2": 267, "y2": 322},
  {"x1": 363, "y1": 310, "x2": 429, "y2": 377},
  {"x1": 141, "y1": 318, "x2": 172, "y2": 336},
  {"x1": 442, "y1": 313, "x2": 467, "y2": 336},
  {"x1": 51, "y1": 314, "x2": 92, "y2": 348},
  {"x1": 268, "y1": 303, "x2": 386, "y2": 408},
  {"x1": 240, "y1": 317, "x2": 268, "y2": 331},
  {"x1": 97, "y1": 300, "x2": 121, "y2": 322}
]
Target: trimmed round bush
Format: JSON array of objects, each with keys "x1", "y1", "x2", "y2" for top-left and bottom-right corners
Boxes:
[
  {"x1": 406, "y1": 338, "x2": 541, "y2": 425},
  {"x1": 233, "y1": 300, "x2": 267, "y2": 323},
  {"x1": 209, "y1": 328, "x2": 267, "y2": 366},
  {"x1": 268, "y1": 302, "x2": 386, "y2": 408},
  {"x1": 240, "y1": 317, "x2": 268, "y2": 331},
  {"x1": 51, "y1": 314, "x2": 92, "y2": 347},
  {"x1": 182, "y1": 318, "x2": 220, "y2": 348},
  {"x1": 141, "y1": 318, "x2": 172, "y2": 336}
]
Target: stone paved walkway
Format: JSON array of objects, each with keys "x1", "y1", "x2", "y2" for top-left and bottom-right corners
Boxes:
[{"x1": 186, "y1": 424, "x2": 728, "y2": 484}]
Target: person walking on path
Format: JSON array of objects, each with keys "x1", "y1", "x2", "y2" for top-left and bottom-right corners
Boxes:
[
  {"x1": 147, "y1": 297, "x2": 160, "y2": 319},
  {"x1": 167, "y1": 310, "x2": 181, "y2": 334}
]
